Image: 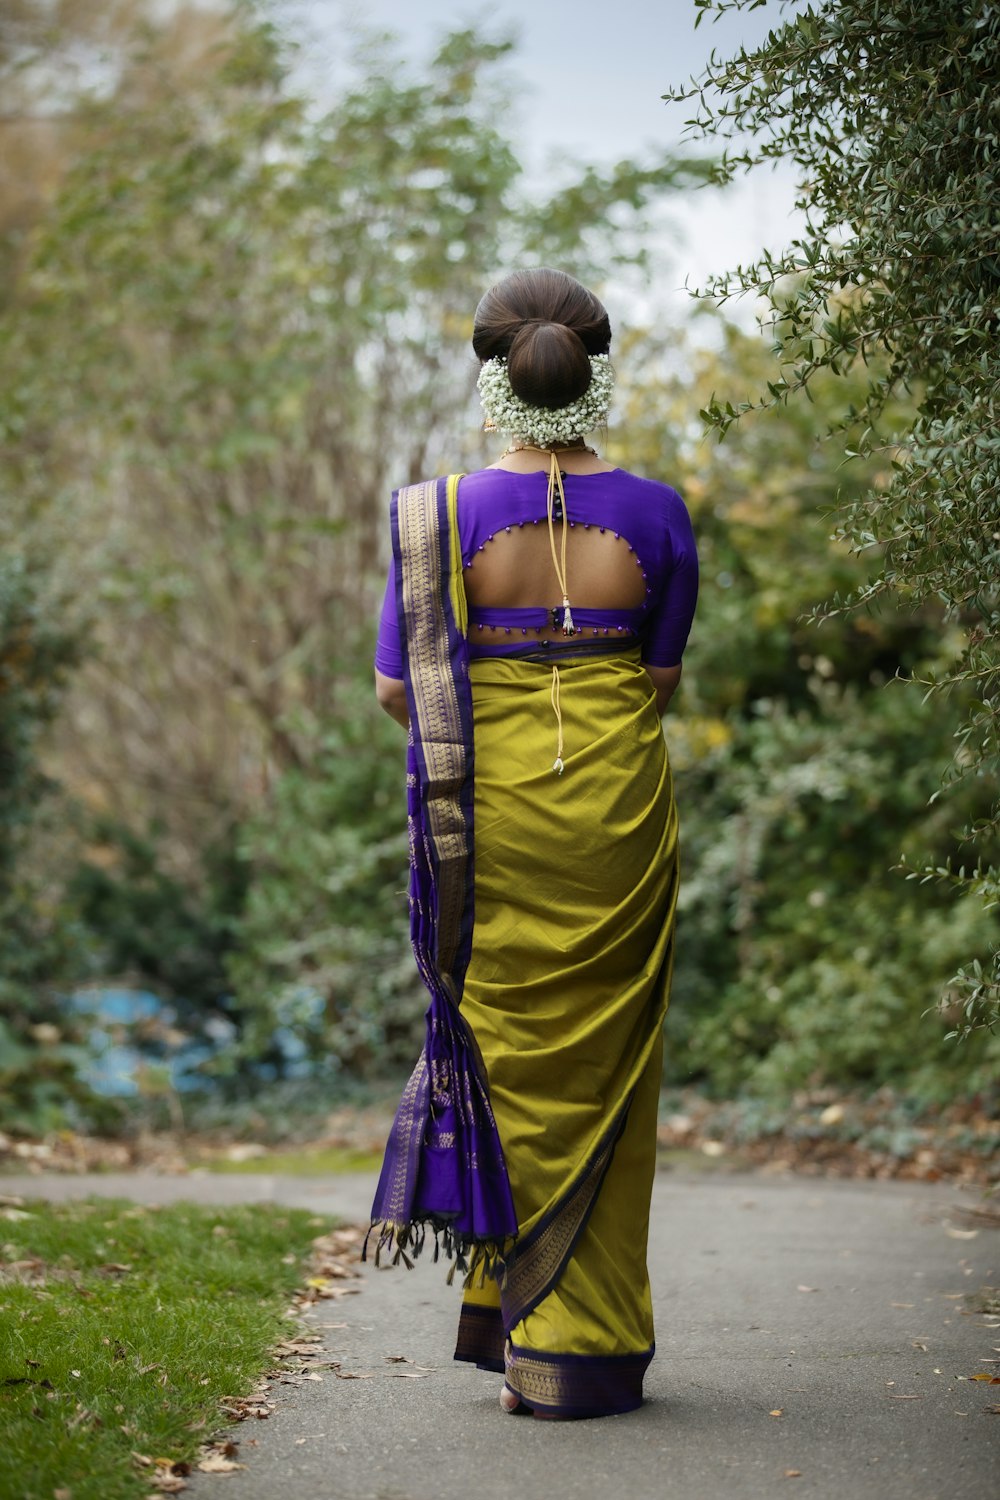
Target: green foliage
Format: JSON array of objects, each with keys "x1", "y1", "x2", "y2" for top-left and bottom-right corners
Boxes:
[
  {"x1": 3, "y1": 0, "x2": 995, "y2": 1119},
  {"x1": 225, "y1": 671, "x2": 421, "y2": 1079},
  {"x1": 69, "y1": 822, "x2": 247, "y2": 1022},
  {"x1": 615, "y1": 315, "x2": 999, "y2": 1096},
  {"x1": 0, "y1": 553, "x2": 75, "y2": 863},
  {"x1": 0, "y1": 552, "x2": 115, "y2": 1134},
  {"x1": 667, "y1": 1, "x2": 1000, "y2": 1035},
  {"x1": 0, "y1": 1195, "x2": 334, "y2": 1500},
  {"x1": 0, "y1": 1, "x2": 711, "y2": 1098},
  {"x1": 668, "y1": 683, "x2": 999, "y2": 1096}
]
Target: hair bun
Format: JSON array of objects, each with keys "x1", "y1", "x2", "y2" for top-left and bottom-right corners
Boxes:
[
  {"x1": 507, "y1": 321, "x2": 591, "y2": 409},
  {"x1": 472, "y1": 269, "x2": 612, "y2": 411}
]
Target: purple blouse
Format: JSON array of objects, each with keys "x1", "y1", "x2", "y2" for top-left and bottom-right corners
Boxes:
[{"x1": 375, "y1": 467, "x2": 698, "y2": 679}]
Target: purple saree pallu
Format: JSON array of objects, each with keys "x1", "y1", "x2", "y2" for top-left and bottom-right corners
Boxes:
[{"x1": 367, "y1": 475, "x2": 517, "y2": 1269}]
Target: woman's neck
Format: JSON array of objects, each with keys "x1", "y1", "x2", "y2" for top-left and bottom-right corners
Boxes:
[{"x1": 489, "y1": 441, "x2": 616, "y2": 476}]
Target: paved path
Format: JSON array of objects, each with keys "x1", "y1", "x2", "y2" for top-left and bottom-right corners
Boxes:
[{"x1": 4, "y1": 1170, "x2": 997, "y2": 1499}]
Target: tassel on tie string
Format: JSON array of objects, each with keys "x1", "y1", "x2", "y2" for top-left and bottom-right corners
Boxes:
[{"x1": 551, "y1": 665, "x2": 564, "y2": 775}]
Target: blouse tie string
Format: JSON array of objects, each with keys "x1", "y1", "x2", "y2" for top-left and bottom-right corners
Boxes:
[
  {"x1": 545, "y1": 450, "x2": 575, "y2": 638},
  {"x1": 545, "y1": 449, "x2": 575, "y2": 776}
]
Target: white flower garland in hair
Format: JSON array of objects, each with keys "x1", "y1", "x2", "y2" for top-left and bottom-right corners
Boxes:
[{"x1": 477, "y1": 353, "x2": 614, "y2": 445}]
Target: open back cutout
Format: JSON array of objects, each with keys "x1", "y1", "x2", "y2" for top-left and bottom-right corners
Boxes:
[{"x1": 463, "y1": 524, "x2": 648, "y2": 641}]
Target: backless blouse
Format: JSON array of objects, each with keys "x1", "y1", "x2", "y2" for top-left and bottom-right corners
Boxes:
[{"x1": 375, "y1": 466, "x2": 698, "y2": 679}]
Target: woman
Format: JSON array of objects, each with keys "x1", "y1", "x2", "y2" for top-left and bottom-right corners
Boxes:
[{"x1": 369, "y1": 267, "x2": 698, "y2": 1420}]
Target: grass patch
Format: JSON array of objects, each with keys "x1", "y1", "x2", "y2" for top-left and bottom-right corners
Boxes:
[
  {"x1": 0, "y1": 1196, "x2": 335, "y2": 1500},
  {"x1": 193, "y1": 1145, "x2": 382, "y2": 1175}
]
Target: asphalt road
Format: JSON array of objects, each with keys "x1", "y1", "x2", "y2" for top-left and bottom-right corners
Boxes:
[{"x1": 4, "y1": 1169, "x2": 998, "y2": 1499}]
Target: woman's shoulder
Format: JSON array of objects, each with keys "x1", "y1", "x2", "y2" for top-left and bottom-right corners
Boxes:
[{"x1": 606, "y1": 466, "x2": 686, "y2": 505}]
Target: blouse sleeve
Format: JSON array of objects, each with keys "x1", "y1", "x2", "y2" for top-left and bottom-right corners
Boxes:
[
  {"x1": 374, "y1": 561, "x2": 404, "y2": 680},
  {"x1": 640, "y1": 490, "x2": 699, "y2": 668}
]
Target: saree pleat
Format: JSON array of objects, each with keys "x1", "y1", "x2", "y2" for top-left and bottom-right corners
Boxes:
[{"x1": 453, "y1": 652, "x2": 678, "y2": 1416}]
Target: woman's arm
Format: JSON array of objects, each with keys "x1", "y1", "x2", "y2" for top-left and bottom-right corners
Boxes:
[
  {"x1": 375, "y1": 669, "x2": 409, "y2": 729},
  {"x1": 643, "y1": 662, "x2": 682, "y2": 717}
]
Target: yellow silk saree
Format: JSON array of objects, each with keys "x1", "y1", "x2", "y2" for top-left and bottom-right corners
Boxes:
[{"x1": 371, "y1": 476, "x2": 679, "y2": 1418}]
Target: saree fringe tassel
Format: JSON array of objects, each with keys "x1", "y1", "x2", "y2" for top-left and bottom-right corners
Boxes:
[{"x1": 363, "y1": 1218, "x2": 512, "y2": 1283}]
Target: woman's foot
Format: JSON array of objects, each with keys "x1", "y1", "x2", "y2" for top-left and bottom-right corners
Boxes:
[{"x1": 499, "y1": 1384, "x2": 524, "y2": 1413}]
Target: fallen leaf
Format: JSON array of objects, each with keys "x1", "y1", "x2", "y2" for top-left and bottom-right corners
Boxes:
[
  {"x1": 944, "y1": 1228, "x2": 979, "y2": 1240},
  {"x1": 196, "y1": 1456, "x2": 246, "y2": 1473},
  {"x1": 97, "y1": 1263, "x2": 133, "y2": 1275},
  {"x1": 911, "y1": 1341, "x2": 928, "y2": 1351},
  {"x1": 335, "y1": 1371, "x2": 374, "y2": 1380},
  {"x1": 389, "y1": 1371, "x2": 431, "y2": 1379},
  {"x1": 889, "y1": 1302, "x2": 914, "y2": 1309},
  {"x1": 796, "y1": 1285, "x2": 819, "y2": 1294},
  {"x1": 384, "y1": 1355, "x2": 412, "y2": 1364},
  {"x1": 885, "y1": 1394, "x2": 922, "y2": 1399},
  {"x1": 149, "y1": 1472, "x2": 186, "y2": 1494},
  {"x1": 969, "y1": 1373, "x2": 1000, "y2": 1383},
  {"x1": 769, "y1": 1409, "x2": 783, "y2": 1417},
  {"x1": 784, "y1": 1470, "x2": 802, "y2": 1479}
]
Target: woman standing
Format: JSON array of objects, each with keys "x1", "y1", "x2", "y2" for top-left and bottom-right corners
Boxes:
[{"x1": 370, "y1": 268, "x2": 698, "y2": 1419}]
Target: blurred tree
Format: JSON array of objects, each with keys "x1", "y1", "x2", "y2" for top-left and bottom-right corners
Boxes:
[
  {"x1": 0, "y1": 0, "x2": 247, "y2": 1128},
  {"x1": 612, "y1": 316, "x2": 999, "y2": 1094},
  {"x1": 0, "y1": 1, "x2": 711, "y2": 1088},
  {"x1": 5, "y1": 7, "x2": 707, "y2": 860},
  {"x1": 665, "y1": 0, "x2": 1000, "y2": 1038},
  {"x1": 0, "y1": 1, "x2": 233, "y2": 292},
  {"x1": 0, "y1": 551, "x2": 123, "y2": 1133}
]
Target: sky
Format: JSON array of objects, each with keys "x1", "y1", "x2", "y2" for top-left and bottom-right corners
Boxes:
[{"x1": 294, "y1": 0, "x2": 804, "y2": 324}]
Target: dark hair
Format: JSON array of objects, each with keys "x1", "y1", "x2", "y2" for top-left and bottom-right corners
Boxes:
[{"x1": 472, "y1": 268, "x2": 611, "y2": 410}]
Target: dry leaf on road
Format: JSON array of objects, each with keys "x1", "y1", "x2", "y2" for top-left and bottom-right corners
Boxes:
[{"x1": 197, "y1": 1455, "x2": 246, "y2": 1473}]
